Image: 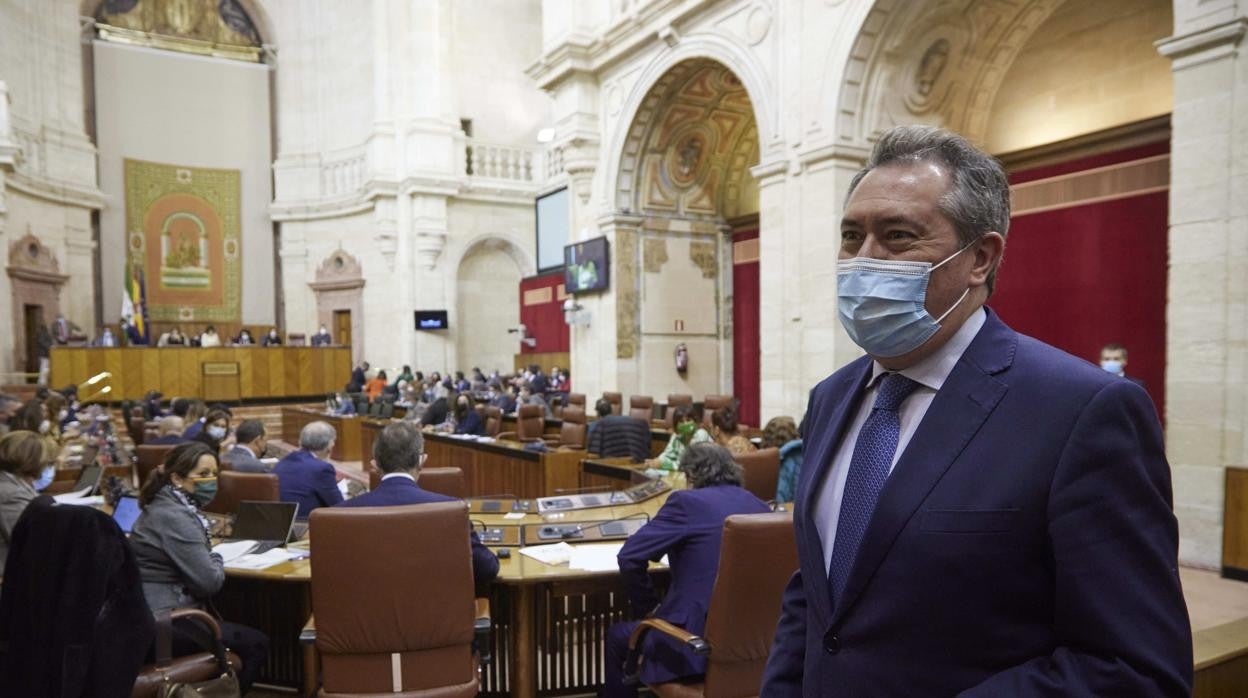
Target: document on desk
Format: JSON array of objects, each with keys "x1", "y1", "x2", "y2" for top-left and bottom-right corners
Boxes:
[
  {"x1": 518, "y1": 542, "x2": 575, "y2": 566},
  {"x1": 52, "y1": 487, "x2": 96, "y2": 504},
  {"x1": 224, "y1": 548, "x2": 304, "y2": 570},
  {"x1": 213, "y1": 540, "x2": 259, "y2": 563},
  {"x1": 569, "y1": 543, "x2": 626, "y2": 572}
]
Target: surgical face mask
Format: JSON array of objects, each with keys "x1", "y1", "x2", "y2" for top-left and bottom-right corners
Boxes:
[
  {"x1": 38, "y1": 419, "x2": 51, "y2": 434},
  {"x1": 1101, "y1": 360, "x2": 1124, "y2": 375},
  {"x1": 190, "y1": 477, "x2": 218, "y2": 506},
  {"x1": 836, "y1": 244, "x2": 973, "y2": 358},
  {"x1": 33, "y1": 465, "x2": 56, "y2": 491},
  {"x1": 207, "y1": 425, "x2": 227, "y2": 440},
  {"x1": 57, "y1": 409, "x2": 68, "y2": 421},
  {"x1": 676, "y1": 421, "x2": 697, "y2": 439}
]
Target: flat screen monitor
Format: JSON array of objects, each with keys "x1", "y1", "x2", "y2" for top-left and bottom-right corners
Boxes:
[
  {"x1": 112, "y1": 495, "x2": 142, "y2": 534},
  {"x1": 536, "y1": 188, "x2": 570, "y2": 272},
  {"x1": 564, "y1": 237, "x2": 610, "y2": 294},
  {"x1": 414, "y1": 310, "x2": 449, "y2": 331}
]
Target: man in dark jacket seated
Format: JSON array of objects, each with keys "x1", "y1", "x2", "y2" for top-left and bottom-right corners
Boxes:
[
  {"x1": 337, "y1": 421, "x2": 499, "y2": 588},
  {"x1": 274, "y1": 421, "x2": 343, "y2": 518},
  {"x1": 601, "y1": 443, "x2": 770, "y2": 696},
  {"x1": 587, "y1": 399, "x2": 651, "y2": 463}
]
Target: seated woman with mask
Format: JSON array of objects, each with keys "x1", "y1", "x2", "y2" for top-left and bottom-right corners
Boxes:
[
  {"x1": 192, "y1": 408, "x2": 232, "y2": 453},
  {"x1": 0, "y1": 431, "x2": 57, "y2": 575},
  {"x1": 129, "y1": 442, "x2": 269, "y2": 692},
  {"x1": 450, "y1": 394, "x2": 485, "y2": 436},
  {"x1": 650, "y1": 404, "x2": 712, "y2": 472}
]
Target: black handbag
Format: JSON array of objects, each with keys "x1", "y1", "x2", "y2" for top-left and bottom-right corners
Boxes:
[{"x1": 152, "y1": 609, "x2": 240, "y2": 698}]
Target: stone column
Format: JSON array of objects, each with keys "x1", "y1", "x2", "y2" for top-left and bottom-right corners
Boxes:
[
  {"x1": 1156, "y1": 14, "x2": 1248, "y2": 567},
  {"x1": 63, "y1": 232, "x2": 96, "y2": 334}
]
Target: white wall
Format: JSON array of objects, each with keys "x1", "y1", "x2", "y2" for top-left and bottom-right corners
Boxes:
[{"x1": 93, "y1": 41, "x2": 274, "y2": 325}]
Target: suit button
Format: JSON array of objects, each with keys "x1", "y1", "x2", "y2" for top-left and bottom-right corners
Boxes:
[{"x1": 823, "y1": 633, "x2": 840, "y2": 655}]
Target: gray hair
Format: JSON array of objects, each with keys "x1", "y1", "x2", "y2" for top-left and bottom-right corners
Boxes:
[
  {"x1": 373, "y1": 421, "x2": 424, "y2": 474},
  {"x1": 846, "y1": 125, "x2": 1010, "y2": 292},
  {"x1": 300, "y1": 420, "x2": 336, "y2": 453},
  {"x1": 158, "y1": 415, "x2": 185, "y2": 436},
  {"x1": 679, "y1": 443, "x2": 744, "y2": 489}
]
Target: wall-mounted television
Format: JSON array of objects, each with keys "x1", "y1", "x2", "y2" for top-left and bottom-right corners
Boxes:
[
  {"x1": 536, "y1": 188, "x2": 570, "y2": 272},
  {"x1": 564, "y1": 236, "x2": 610, "y2": 294},
  {"x1": 414, "y1": 310, "x2": 449, "y2": 331}
]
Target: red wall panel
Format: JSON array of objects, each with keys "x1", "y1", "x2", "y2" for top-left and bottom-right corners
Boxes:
[
  {"x1": 732, "y1": 229, "x2": 760, "y2": 427},
  {"x1": 991, "y1": 145, "x2": 1168, "y2": 418},
  {"x1": 518, "y1": 272, "x2": 570, "y2": 355}
]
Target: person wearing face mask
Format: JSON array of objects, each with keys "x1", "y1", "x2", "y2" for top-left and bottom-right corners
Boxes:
[
  {"x1": 761, "y1": 126, "x2": 1189, "y2": 696},
  {"x1": 1099, "y1": 342, "x2": 1147, "y2": 390},
  {"x1": 234, "y1": 328, "x2": 255, "y2": 346},
  {"x1": 311, "y1": 324, "x2": 333, "y2": 347},
  {"x1": 222, "y1": 419, "x2": 270, "y2": 473},
  {"x1": 0, "y1": 431, "x2": 57, "y2": 575},
  {"x1": 261, "y1": 327, "x2": 283, "y2": 347},
  {"x1": 0, "y1": 394, "x2": 22, "y2": 436},
  {"x1": 129, "y1": 442, "x2": 269, "y2": 692},
  {"x1": 192, "y1": 409, "x2": 231, "y2": 452},
  {"x1": 651, "y1": 404, "x2": 712, "y2": 472}
]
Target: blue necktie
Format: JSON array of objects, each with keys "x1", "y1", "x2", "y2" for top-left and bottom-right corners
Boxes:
[{"x1": 828, "y1": 372, "x2": 921, "y2": 605}]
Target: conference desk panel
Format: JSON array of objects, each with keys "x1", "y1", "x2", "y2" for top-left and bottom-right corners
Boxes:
[
  {"x1": 422, "y1": 431, "x2": 583, "y2": 499},
  {"x1": 48, "y1": 346, "x2": 351, "y2": 401}
]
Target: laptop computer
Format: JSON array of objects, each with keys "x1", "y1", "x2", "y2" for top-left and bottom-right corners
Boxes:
[
  {"x1": 112, "y1": 494, "x2": 142, "y2": 535},
  {"x1": 223, "y1": 501, "x2": 298, "y2": 555},
  {"x1": 71, "y1": 465, "x2": 103, "y2": 496}
]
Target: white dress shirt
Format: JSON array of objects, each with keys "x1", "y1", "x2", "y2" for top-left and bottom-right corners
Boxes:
[
  {"x1": 814, "y1": 307, "x2": 987, "y2": 574},
  {"x1": 381, "y1": 472, "x2": 415, "y2": 483}
]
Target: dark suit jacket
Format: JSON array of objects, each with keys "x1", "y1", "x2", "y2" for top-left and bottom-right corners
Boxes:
[
  {"x1": 619, "y1": 484, "x2": 769, "y2": 684},
  {"x1": 274, "y1": 450, "x2": 343, "y2": 518},
  {"x1": 454, "y1": 409, "x2": 484, "y2": 436},
  {"x1": 348, "y1": 367, "x2": 366, "y2": 392},
  {"x1": 222, "y1": 445, "x2": 268, "y2": 473},
  {"x1": 337, "y1": 476, "x2": 499, "y2": 587},
  {"x1": 587, "y1": 416, "x2": 651, "y2": 463},
  {"x1": 762, "y1": 308, "x2": 1191, "y2": 697},
  {"x1": 145, "y1": 435, "x2": 186, "y2": 446}
]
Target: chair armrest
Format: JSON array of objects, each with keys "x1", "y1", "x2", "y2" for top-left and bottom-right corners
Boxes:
[
  {"x1": 474, "y1": 598, "x2": 492, "y2": 663},
  {"x1": 496, "y1": 431, "x2": 517, "y2": 441},
  {"x1": 622, "y1": 618, "x2": 710, "y2": 685},
  {"x1": 300, "y1": 614, "x2": 316, "y2": 645}
]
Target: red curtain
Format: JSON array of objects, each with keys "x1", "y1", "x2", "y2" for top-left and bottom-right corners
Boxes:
[
  {"x1": 733, "y1": 229, "x2": 761, "y2": 426},
  {"x1": 518, "y1": 272, "x2": 570, "y2": 354},
  {"x1": 990, "y1": 143, "x2": 1169, "y2": 418}
]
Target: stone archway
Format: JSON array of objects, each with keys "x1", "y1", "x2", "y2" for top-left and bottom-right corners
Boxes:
[
  {"x1": 455, "y1": 237, "x2": 525, "y2": 374},
  {"x1": 6, "y1": 233, "x2": 68, "y2": 375},
  {"x1": 309, "y1": 249, "x2": 364, "y2": 365},
  {"x1": 609, "y1": 58, "x2": 762, "y2": 420}
]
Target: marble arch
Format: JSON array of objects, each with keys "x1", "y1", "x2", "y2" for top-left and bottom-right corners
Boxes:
[{"x1": 449, "y1": 234, "x2": 536, "y2": 281}]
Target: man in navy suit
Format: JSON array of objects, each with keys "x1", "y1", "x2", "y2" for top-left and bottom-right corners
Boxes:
[
  {"x1": 274, "y1": 420, "x2": 343, "y2": 518},
  {"x1": 602, "y1": 444, "x2": 769, "y2": 696},
  {"x1": 337, "y1": 421, "x2": 499, "y2": 587},
  {"x1": 761, "y1": 126, "x2": 1191, "y2": 696}
]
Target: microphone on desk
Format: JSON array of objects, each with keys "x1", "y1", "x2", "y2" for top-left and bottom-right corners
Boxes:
[
  {"x1": 564, "y1": 512, "x2": 652, "y2": 539},
  {"x1": 468, "y1": 493, "x2": 518, "y2": 500},
  {"x1": 551, "y1": 485, "x2": 615, "y2": 495}
]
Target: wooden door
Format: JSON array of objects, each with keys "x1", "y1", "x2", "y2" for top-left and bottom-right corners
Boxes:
[
  {"x1": 24, "y1": 305, "x2": 43, "y2": 375},
  {"x1": 334, "y1": 310, "x2": 351, "y2": 347}
]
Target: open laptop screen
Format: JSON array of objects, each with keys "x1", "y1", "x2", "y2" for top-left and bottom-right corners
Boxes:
[
  {"x1": 72, "y1": 465, "x2": 103, "y2": 495},
  {"x1": 231, "y1": 501, "x2": 297, "y2": 543},
  {"x1": 112, "y1": 495, "x2": 141, "y2": 534}
]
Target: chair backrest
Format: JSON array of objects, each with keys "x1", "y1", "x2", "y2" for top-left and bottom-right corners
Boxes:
[
  {"x1": 354, "y1": 398, "x2": 369, "y2": 415},
  {"x1": 310, "y1": 503, "x2": 478, "y2": 694},
  {"x1": 203, "y1": 471, "x2": 280, "y2": 515},
  {"x1": 628, "y1": 395, "x2": 654, "y2": 422},
  {"x1": 700, "y1": 512, "x2": 798, "y2": 698},
  {"x1": 483, "y1": 406, "x2": 502, "y2": 437},
  {"x1": 733, "y1": 448, "x2": 781, "y2": 503},
  {"x1": 0, "y1": 501, "x2": 155, "y2": 695},
  {"x1": 702, "y1": 394, "x2": 736, "y2": 427},
  {"x1": 135, "y1": 444, "x2": 176, "y2": 487},
  {"x1": 379, "y1": 401, "x2": 395, "y2": 419},
  {"x1": 418, "y1": 467, "x2": 466, "y2": 499},
  {"x1": 558, "y1": 405, "x2": 588, "y2": 449},
  {"x1": 128, "y1": 416, "x2": 148, "y2": 446},
  {"x1": 566, "y1": 393, "x2": 586, "y2": 408},
  {"x1": 516, "y1": 404, "x2": 546, "y2": 441},
  {"x1": 366, "y1": 461, "x2": 382, "y2": 491},
  {"x1": 130, "y1": 406, "x2": 144, "y2": 420},
  {"x1": 602, "y1": 391, "x2": 622, "y2": 415},
  {"x1": 368, "y1": 401, "x2": 383, "y2": 417},
  {"x1": 665, "y1": 394, "x2": 694, "y2": 430}
]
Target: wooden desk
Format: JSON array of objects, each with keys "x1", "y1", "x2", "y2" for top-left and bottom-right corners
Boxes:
[
  {"x1": 1225, "y1": 466, "x2": 1248, "y2": 581},
  {"x1": 1194, "y1": 617, "x2": 1248, "y2": 698},
  {"x1": 280, "y1": 407, "x2": 362, "y2": 462},
  {"x1": 421, "y1": 431, "x2": 584, "y2": 499},
  {"x1": 48, "y1": 346, "x2": 351, "y2": 401}
]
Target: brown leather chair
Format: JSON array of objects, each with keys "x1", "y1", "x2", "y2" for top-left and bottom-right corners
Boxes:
[
  {"x1": 132, "y1": 609, "x2": 242, "y2": 698},
  {"x1": 309, "y1": 502, "x2": 486, "y2": 696},
  {"x1": 733, "y1": 448, "x2": 781, "y2": 503},
  {"x1": 603, "y1": 391, "x2": 623, "y2": 416},
  {"x1": 418, "y1": 467, "x2": 466, "y2": 499},
  {"x1": 128, "y1": 416, "x2": 148, "y2": 446},
  {"x1": 566, "y1": 393, "x2": 586, "y2": 409},
  {"x1": 366, "y1": 460, "x2": 382, "y2": 491},
  {"x1": 629, "y1": 395, "x2": 654, "y2": 423},
  {"x1": 497, "y1": 404, "x2": 545, "y2": 442},
  {"x1": 546, "y1": 405, "x2": 587, "y2": 449},
  {"x1": 482, "y1": 406, "x2": 503, "y2": 438},
  {"x1": 135, "y1": 444, "x2": 176, "y2": 487},
  {"x1": 626, "y1": 512, "x2": 798, "y2": 697},
  {"x1": 202, "y1": 471, "x2": 280, "y2": 516},
  {"x1": 702, "y1": 395, "x2": 735, "y2": 428},
  {"x1": 665, "y1": 394, "x2": 694, "y2": 430}
]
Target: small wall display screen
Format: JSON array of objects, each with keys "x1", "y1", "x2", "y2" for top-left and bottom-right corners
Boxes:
[
  {"x1": 414, "y1": 310, "x2": 449, "y2": 330},
  {"x1": 564, "y1": 236, "x2": 610, "y2": 294}
]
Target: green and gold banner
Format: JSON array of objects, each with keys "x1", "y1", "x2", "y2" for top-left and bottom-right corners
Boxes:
[{"x1": 124, "y1": 158, "x2": 241, "y2": 322}]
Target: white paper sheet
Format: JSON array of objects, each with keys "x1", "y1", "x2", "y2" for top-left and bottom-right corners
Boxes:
[
  {"x1": 224, "y1": 548, "x2": 304, "y2": 570},
  {"x1": 212, "y1": 540, "x2": 258, "y2": 562},
  {"x1": 53, "y1": 488, "x2": 105, "y2": 506},
  {"x1": 503, "y1": 512, "x2": 526, "y2": 520},
  {"x1": 568, "y1": 543, "x2": 626, "y2": 572},
  {"x1": 518, "y1": 542, "x2": 574, "y2": 566}
]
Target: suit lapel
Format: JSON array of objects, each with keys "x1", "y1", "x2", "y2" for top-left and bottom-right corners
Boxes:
[
  {"x1": 798, "y1": 359, "x2": 872, "y2": 624},
  {"x1": 830, "y1": 309, "x2": 1016, "y2": 626}
]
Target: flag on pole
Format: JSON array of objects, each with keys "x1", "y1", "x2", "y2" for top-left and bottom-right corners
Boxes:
[
  {"x1": 132, "y1": 264, "x2": 149, "y2": 344},
  {"x1": 121, "y1": 262, "x2": 135, "y2": 326}
]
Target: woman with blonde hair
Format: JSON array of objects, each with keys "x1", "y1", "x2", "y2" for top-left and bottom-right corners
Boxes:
[{"x1": 0, "y1": 431, "x2": 56, "y2": 573}]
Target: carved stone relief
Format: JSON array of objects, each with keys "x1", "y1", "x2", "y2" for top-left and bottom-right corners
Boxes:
[
  {"x1": 643, "y1": 237, "x2": 669, "y2": 273},
  {"x1": 615, "y1": 228, "x2": 639, "y2": 359},
  {"x1": 689, "y1": 241, "x2": 717, "y2": 280}
]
